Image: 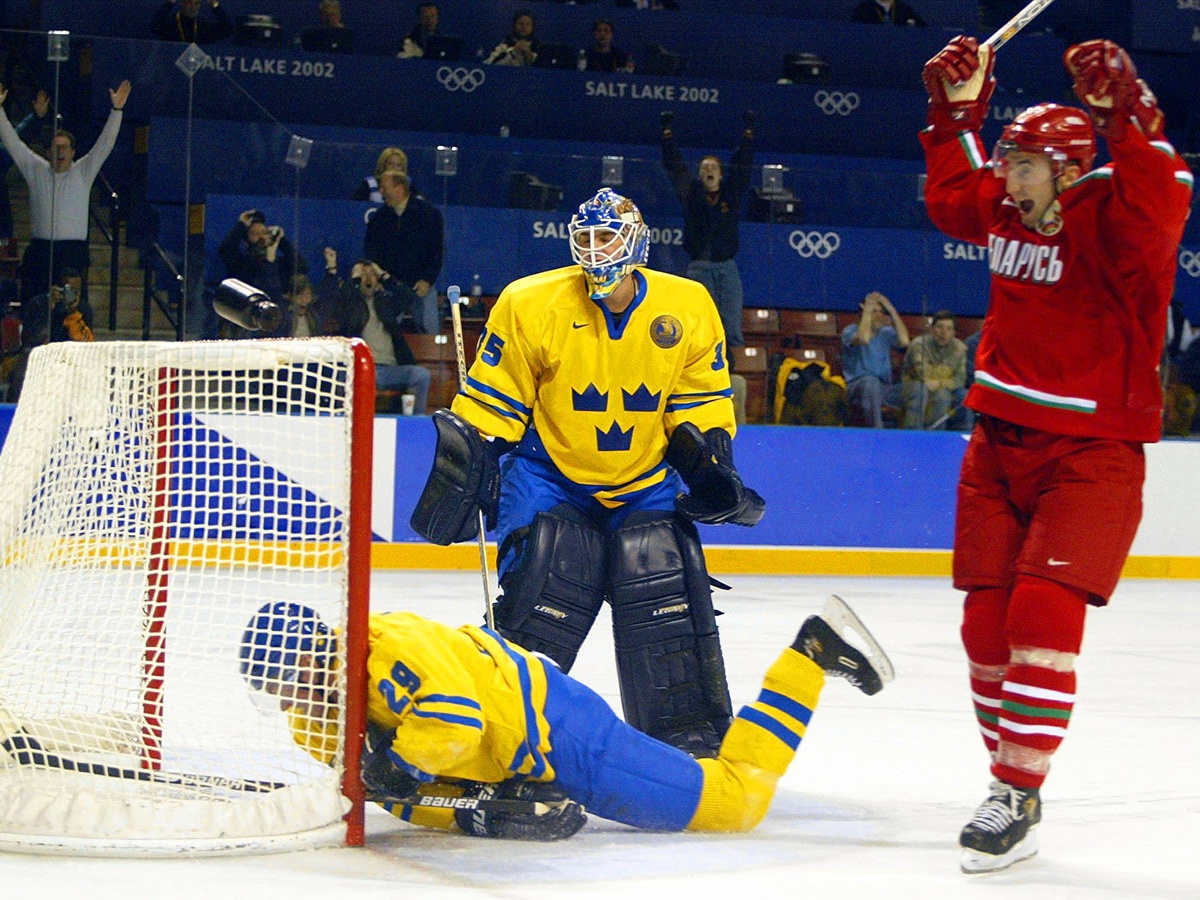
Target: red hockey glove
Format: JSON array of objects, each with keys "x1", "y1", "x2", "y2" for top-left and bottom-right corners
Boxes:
[
  {"x1": 1064, "y1": 39, "x2": 1164, "y2": 141},
  {"x1": 922, "y1": 36, "x2": 994, "y2": 133}
]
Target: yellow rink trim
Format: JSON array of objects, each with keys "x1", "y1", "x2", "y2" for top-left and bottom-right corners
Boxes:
[{"x1": 371, "y1": 543, "x2": 1200, "y2": 580}]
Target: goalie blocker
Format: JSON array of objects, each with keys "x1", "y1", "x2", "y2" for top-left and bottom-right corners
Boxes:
[{"x1": 411, "y1": 409, "x2": 503, "y2": 545}]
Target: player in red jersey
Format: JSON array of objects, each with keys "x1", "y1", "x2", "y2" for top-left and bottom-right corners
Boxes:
[{"x1": 920, "y1": 36, "x2": 1193, "y2": 873}]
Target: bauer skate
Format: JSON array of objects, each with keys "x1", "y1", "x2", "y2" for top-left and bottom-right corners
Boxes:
[
  {"x1": 959, "y1": 780, "x2": 1042, "y2": 874},
  {"x1": 792, "y1": 595, "x2": 894, "y2": 696}
]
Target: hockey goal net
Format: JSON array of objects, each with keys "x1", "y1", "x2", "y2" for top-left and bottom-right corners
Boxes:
[{"x1": 0, "y1": 338, "x2": 374, "y2": 855}]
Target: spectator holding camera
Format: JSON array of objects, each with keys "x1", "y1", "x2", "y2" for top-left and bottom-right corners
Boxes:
[
  {"x1": 484, "y1": 9, "x2": 540, "y2": 66},
  {"x1": 661, "y1": 109, "x2": 754, "y2": 349},
  {"x1": 5, "y1": 266, "x2": 93, "y2": 402},
  {"x1": 150, "y1": 0, "x2": 235, "y2": 44},
  {"x1": 218, "y1": 209, "x2": 307, "y2": 307}
]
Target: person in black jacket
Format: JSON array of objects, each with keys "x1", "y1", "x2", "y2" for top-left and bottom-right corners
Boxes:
[
  {"x1": 363, "y1": 171, "x2": 444, "y2": 334},
  {"x1": 321, "y1": 250, "x2": 431, "y2": 415},
  {"x1": 150, "y1": 0, "x2": 235, "y2": 43},
  {"x1": 661, "y1": 110, "x2": 754, "y2": 349},
  {"x1": 851, "y1": 0, "x2": 925, "y2": 26},
  {"x1": 218, "y1": 209, "x2": 306, "y2": 306}
]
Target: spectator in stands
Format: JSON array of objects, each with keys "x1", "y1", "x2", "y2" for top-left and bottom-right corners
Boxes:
[
  {"x1": 661, "y1": 109, "x2": 754, "y2": 351},
  {"x1": 484, "y1": 9, "x2": 541, "y2": 66},
  {"x1": 398, "y1": 3, "x2": 439, "y2": 59},
  {"x1": 270, "y1": 272, "x2": 331, "y2": 339},
  {"x1": 852, "y1": 0, "x2": 925, "y2": 25},
  {"x1": 150, "y1": 0, "x2": 235, "y2": 44},
  {"x1": 321, "y1": 249, "x2": 431, "y2": 415},
  {"x1": 841, "y1": 290, "x2": 910, "y2": 428},
  {"x1": 585, "y1": 19, "x2": 634, "y2": 73},
  {"x1": 5, "y1": 266, "x2": 93, "y2": 403},
  {"x1": 300, "y1": 0, "x2": 355, "y2": 54},
  {"x1": 363, "y1": 171, "x2": 444, "y2": 334},
  {"x1": 218, "y1": 208, "x2": 307, "y2": 306},
  {"x1": 948, "y1": 326, "x2": 981, "y2": 431},
  {"x1": 900, "y1": 309, "x2": 966, "y2": 429},
  {"x1": 0, "y1": 79, "x2": 131, "y2": 309},
  {"x1": 0, "y1": 89, "x2": 49, "y2": 250},
  {"x1": 353, "y1": 147, "x2": 409, "y2": 204}
]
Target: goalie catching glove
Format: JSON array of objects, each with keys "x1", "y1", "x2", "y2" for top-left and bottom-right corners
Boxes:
[
  {"x1": 922, "y1": 35, "x2": 994, "y2": 134},
  {"x1": 666, "y1": 423, "x2": 765, "y2": 526},
  {"x1": 1063, "y1": 39, "x2": 1164, "y2": 141},
  {"x1": 454, "y1": 781, "x2": 587, "y2": 842},
  {"x1": 410, "y1": 409, "x2": 504, "y2": 545}
]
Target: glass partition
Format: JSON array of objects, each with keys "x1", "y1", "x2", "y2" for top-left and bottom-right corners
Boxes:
[{"x1": 0, "y1": 26, "x2": 1196, "y2": 432}]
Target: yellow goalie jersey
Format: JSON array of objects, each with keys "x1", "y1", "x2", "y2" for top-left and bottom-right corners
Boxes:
[{"x1": 452, "y1": 266, "x2": 735, "y2": 501}]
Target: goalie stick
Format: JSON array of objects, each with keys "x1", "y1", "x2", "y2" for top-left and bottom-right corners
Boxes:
[
  {"x1": 448, "y1": 283, "x2": 496, "y2": 631},
  {"x1": 982, "y1": 0, "x2": 1058, "y2": 51},
  {"x1": 1, "y1": 729, "x2": 287, "y2": 794}
]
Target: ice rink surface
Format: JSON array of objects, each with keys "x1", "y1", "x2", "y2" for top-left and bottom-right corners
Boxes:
[{"x1": 1, "y1": 572, "x2": 1196, "y2": 899}]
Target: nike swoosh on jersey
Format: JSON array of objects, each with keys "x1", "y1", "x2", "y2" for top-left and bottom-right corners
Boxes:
[
  {"x1": 1047, "y1": 558, "x2": 1071, "y2": 566},
  {"x1": 572, "y1": 322, "x2": 588, "y2": 329}
]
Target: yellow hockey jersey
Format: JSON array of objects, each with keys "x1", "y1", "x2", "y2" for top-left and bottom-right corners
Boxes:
[
  {"x1": 363, "y1": 612, "x2": 554, "y2": 784},
  {"x1": 452, "y1": 266, "x2": 735, "y2": 504}
]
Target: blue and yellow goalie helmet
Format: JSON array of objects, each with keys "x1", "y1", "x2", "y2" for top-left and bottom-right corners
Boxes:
[
  {"x1": 568, "y1": 188, "x2": 649, "y2": 300},
  {"x1": 239, "y1": 601, "x2": 334, "y2": 692}
]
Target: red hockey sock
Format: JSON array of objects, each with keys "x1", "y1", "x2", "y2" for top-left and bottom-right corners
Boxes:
[{"x1": 962, "y1": 587, "x2": 1009, "y2": 756}]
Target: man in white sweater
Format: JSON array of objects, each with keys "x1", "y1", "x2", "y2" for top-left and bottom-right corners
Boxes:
[{"x1": 0, "y1": 79, "x2": 131, "y2": 306}]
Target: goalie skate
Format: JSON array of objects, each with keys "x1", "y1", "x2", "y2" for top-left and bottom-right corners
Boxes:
[{"x1": 793, "y1": 595, "x2": 895, "y2": 695}]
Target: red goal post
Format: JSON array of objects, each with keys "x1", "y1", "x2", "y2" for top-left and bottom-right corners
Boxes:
[{"x1": 0, "y1": 338, "x2": 374, "y2": 855}]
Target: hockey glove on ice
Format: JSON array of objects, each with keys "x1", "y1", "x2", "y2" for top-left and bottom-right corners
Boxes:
[
  {"x1": 667, "y1": 423, "x2": 765, "y2": 526},
  {"x1": 361, "y1": 722, "x2": 421, "y2": 798},
  {"x1": 1064, "y1": 39, "x2": 1164, "y2": 141},
  {"x1": 454, "y1": 781, "x2": 587, "y2": 841},
  {"x1": 922, "y1": 35, "x2": 994, "y2": 134}
]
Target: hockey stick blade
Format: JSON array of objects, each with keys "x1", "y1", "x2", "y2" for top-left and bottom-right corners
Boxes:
[
  {"x1": 366, "y1": 789, "x2": 555, "y2": 816},
  {"x1": 2, "y1": 730, "x2": 287, "y2": 794},
  {"x1": 822, "y1": 595, "x2": 896, "y2": 685}
]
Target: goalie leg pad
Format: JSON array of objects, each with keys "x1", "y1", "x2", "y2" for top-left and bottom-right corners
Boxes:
[
  {"x1": 493, "y1": 505, "x2": 607, "y2": 673},
  {"x1": 410, "y1": 409, "x2": 500, "y2": 545},
  {"x1": 606, "y1": 513, "x2": 734, "y2": 756}
]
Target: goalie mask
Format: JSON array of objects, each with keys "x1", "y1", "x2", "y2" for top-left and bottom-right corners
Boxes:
[
  {"x1": 239, "y1": 601, "x2": 334, "y2": 693},
  {"x1": 992, "y1": 103, "x2": 1097, "y2": 178},
  {"x1": 568, "y1": 188, "x2": 649, "y2": 301}
]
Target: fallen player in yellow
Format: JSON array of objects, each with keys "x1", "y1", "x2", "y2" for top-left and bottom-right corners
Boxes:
[{"x1": 240, "y1": 596, "x2": 892, "y2": 840}]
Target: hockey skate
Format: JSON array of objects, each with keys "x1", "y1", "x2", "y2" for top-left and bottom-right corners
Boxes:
[
  {"x1": 959, "y1": 780, "x2": 1042, "y2": 874},
  {"x1": 792, "y1": 595, "x2": 894, "y2": 696}
]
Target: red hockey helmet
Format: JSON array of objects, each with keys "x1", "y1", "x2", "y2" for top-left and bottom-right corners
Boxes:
[{"x1": 994, "y1": 103, "x2": 1097, "y2": 174}]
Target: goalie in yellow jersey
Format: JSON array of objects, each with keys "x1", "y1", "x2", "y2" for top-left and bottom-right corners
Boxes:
[
  {"x1": 411, "y1": 188, "x2": 765, "y2": 758},
  {"x1": 239, "y1": 596, "x2": 892, "y2": 840}
]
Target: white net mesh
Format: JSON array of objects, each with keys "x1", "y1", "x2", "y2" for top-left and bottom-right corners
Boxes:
[{"x1": 0, "y1": 339, "x2": 367, "y2": 855}]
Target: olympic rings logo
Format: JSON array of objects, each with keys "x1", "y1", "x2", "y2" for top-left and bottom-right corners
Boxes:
[
  {"x1": 437, "y1": 66, "x2": 486, "y2": 92},
  {"x1": 789, "y1": 231, "x2": 841, "y2": 259},
  {"x1": 1179, "y1": 249, "x2": 1200, "y2": 278},
  {"x1": 814, "y1": 90, "x2": 859, "y2": 116}
]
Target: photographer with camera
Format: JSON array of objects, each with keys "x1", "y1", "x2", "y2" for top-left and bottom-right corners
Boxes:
[
  {"x1": 3, "y1": 266, "x2": 93, "y2": 402},
  {"x1": 217, "y1": 209, "x2": 306, "y2": 321}
]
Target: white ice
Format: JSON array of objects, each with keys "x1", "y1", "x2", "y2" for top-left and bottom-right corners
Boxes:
[{"x1": 1, "y1": 572, "x2": 1196, "y2": 899}]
